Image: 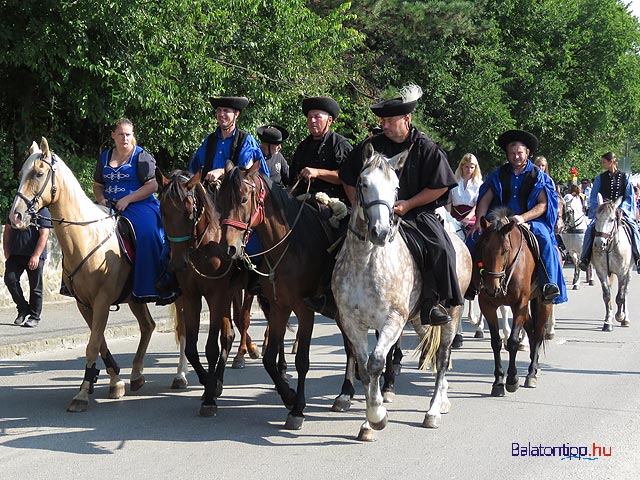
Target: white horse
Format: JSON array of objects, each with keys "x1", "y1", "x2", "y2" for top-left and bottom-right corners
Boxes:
[
  {"x1": 333, "y1": 145, "x2": 471, "y2": 441},
  {"x1": 437, "y1": 207, "x2": 524, "y2": 346},
  {"x1": 591, "y1": 198, "x2": 632, "y2": 331},
  {"x1": 560, "y1": 194, "x2": 594, "y2": 289}
]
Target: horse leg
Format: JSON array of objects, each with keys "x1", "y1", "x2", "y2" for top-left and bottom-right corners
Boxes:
[
  {"x1": 505, "y1": 304, "x2": 528, "y2": 393},
  {"x1": 467, "y1": 298, "x2": 480, "y2": 326},
  {"x1": 598, "y1": 272, "x2": 614, "y2": 332},
  {"x1": 332, "y1": 318, "x2": 356, "y2": 412},
  {"x1": 615, "y1": 274, "x2": 631, "y2": 327},
  {"x1": 523, "y1": 299, "x2": 549, "y2": 388},
  {"x1": 127, "y1": 302, "x2": 156, "y2": 392},
  {"x1": 587, "y1": 264, "x2": 594, "y2": 285},
  {"x1": 67, "y1": 301, "x2": 113, "y2": 412},
  {"x1": 572, "y1": 263, "x2": 580, "y2": 290},
  {"x1": 545, "y1": 305, "x2": 556, "y2": 340},
  {"x1": 232, "y1": 291, "x2": 256, "y2": 369},
  {"x1": 474, "y1": 308, "x2": 485, "y2": 338},
  {"x1": 479, "y1": 298, "x2": 505, "y2": 397},
  {"x1": 170, "y1": 297, "x2": 189, "y2": 389},
  {"x1": 501, "y1": 306, "x2": 511, "y2": 348},
  {"x1": 182, "y1": 295, "x2": 208, "y2": 391},
  {"x1": 381, "y1": 342, "x2": 397, "y2": 403},
  {"x1": 284, "y1": 307, "x2": 316, "y2": 430}
]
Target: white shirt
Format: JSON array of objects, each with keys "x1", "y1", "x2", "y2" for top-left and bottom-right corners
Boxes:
[{"x1": 450, "y1": 178, "x2": 481, "y2": 206}]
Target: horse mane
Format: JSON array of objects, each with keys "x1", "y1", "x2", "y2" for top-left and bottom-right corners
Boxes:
[
  {"x1": 595, "y1": 199, "x2": 614, "y2": 216},
  {"x1": 362, "y1": 149, "x2": 395, "y2": 181},
  {"x1": 165, "y1": 169, "x2": 193, "y2": 204},
  {"x1": 487, "y1": 206, "x2": 514, "y2": 230}
]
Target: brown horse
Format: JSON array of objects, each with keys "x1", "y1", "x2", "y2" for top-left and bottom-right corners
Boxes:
[
  {"x1": 9, "y1": 138, "x2": 188, "y2": 412},
  {"x1": 157, "y1": 169, "x2": 260, "y2": 416},
  {"x1": 475, "y1": 207, "x2": 551, "y2": 396},
  {"x1": 216, "y1": 160, "x2": 337, "y2": 430}
]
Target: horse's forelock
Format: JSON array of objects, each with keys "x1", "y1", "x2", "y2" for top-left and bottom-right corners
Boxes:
[
  {"x1": 164, "y1": 170, "x2": 192, "y2": 204},
  {"x1": 361, "y1": 150, "x2": 395, "y2": 182},
  {"x1": 595, "y1": 200, "x2": 614, "y2": 217},
  {"x1": 487, "y1": 206, "x2": 514, "y2": 230},
  {"x1": 219, "y1": 166, "x2": 245, "y2": 207}
]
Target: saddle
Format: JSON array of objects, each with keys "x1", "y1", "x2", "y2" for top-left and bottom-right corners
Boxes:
[
  {"x1": 113, "y1": 216, "x2": 136, "y2": 306},
  {"x1": 517, "y1": 224, "x2": 541, "y2": 263}
]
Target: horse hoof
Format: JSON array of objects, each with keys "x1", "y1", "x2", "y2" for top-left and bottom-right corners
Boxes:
[
  {"x1": 393, "y1": 363, "x2": 402, "y2": 376},
  {"x1": 544, "y1": 332, "x2": 555, "y2": 340},
  {"x1": 524, "y1": 376, "x2": 537, "y2": 388},
  {"x1": 506, "y1": 381, "x2": 519, "y2": 393},
  {"x1": 108, "y1": 382, "x2": 126, "y2": 399},
  {"x1": 370, "y1": 412, "x2": 388, "y2": 431},
  {"x1": 572, "y1": 285, "x2": 579, "y2": 290},
  {"x1": 248, "y1": 344, "x2": 260, "y2": 359},
  {"x1": 130, "y1": 376, "x2": 145, "y2": 392},
  {"x1": 491, "y1": 385, "x2": 505, "y2": 397},
  {"x1": 331, "y1": 396, "x2": 352, "y2": 412},
  {"x1": 382, "y1": 391, "x2": 396, "y2": 403},
  {"x1": 357, "y1": 427, "x2": 376, "y2": 442},
  {"x1": 170, "y1": 377, "x2": 188, "y2": 390},
  {"x1": 423, "y1": 413, "x2": 440, "y2": 429},
  {"x1": 67, "y1": 399, "x2": 89, "y2": 412},
  {"x1": 231, "y1": 358, "x2": 245, "y2": 369},
  {"x1": 199, "y1": 404, "x2": 217, "y2": 417},
  {"x1": 474, "y1": 330, "x2": 484, "y2": 339},
  {"x1": 284, "y1": 414, "x2": 304, "y2": 430},
  {"x1": 602, "y1": 323, "x2": 613, "y2": 332},
  {"x1": 621, "y1": 319, "x2": 630, "y2": 327}
]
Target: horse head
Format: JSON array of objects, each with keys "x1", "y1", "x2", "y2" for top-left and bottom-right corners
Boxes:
[
  {"x1": 10, "y1": 137, "x2": 60, "y2": 229},
  {"x1": 355, "y1": 143, "x2": 401, "y2": 246},
  {"x1": 593, "y1": 198, "x2": 622, "y2": 251},
  {"x1": 217, "y1": 160, "x2": 264, "y2": 260}
]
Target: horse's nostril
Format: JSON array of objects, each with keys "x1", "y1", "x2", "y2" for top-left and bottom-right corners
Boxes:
[{"x1": 227, "y1": 245, "x2": 237, "y2": 258}]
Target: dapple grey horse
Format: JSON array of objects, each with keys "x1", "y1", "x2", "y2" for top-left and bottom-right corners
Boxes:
[
  {"x1": 333, "y1": 144, "x2": 471, "y2": 441},
  {"x1": 560, "y1": 194, "x2": 594, "y2": 290}
]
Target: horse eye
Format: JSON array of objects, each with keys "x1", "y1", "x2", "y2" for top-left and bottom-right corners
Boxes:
[
  {"x1": 241, "y1": 196, "x2": 249, "y2": 205},
  {"x1": 36, "y1": 171, "x2": 45, "y2": 178}
]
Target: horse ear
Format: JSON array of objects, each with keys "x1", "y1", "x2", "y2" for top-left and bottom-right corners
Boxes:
[
  {"x1": 481, "y1": 216, "x2": 490, "y2": 230},
  {"x1": 156, "y1": 168, "x2": 169, "y2": 189},
  {"x1": 40, "y1": 137, "x2": 51, "y2": 159},
  {"x1": 364, "y1": 142, "x2": 374, "y2": 160},
  {"x1": 189, "y1": 169, "x2": 202, "y2": 188},
  {"x1": 597, "y1": 192, "x2": 603, "y2": 206},
  {"x1": 29, "y1": 141, "x2": 39, "y2": 155},
  {"x1": 224, "y1": 160, "x2": 235, "y2": 175},
  {"x1": 246, "y1": 159, "x2": 261, "y2": 177},
  {"x1": 388, "y1": 149, "x2": 409, "y2": 171},
  {"x1": 613, "y1": 196, "x2": 623, "y2": 210}
]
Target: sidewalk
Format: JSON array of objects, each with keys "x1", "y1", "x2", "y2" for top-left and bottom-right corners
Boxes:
[{"x1": 0, "y1": 300, "x2": 179, "y2": 359}]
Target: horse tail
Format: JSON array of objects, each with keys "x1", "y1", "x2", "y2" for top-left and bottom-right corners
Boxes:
[{"x1": 414, "y1": 325, "x2": 442, "y2": 372}]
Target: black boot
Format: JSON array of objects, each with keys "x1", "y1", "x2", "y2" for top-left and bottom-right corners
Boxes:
[
  {"x1": 304, "y1": 290, "x2": 338, "y2": 319},
  {"x1": 420, "y1": 302, "x2": 451, "y2": 326}
]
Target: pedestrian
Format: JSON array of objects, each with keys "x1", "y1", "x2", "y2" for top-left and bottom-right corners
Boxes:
[
  {"x1": 578, "y1": 151, "x2": 640, "y2": 273},
  {"x1": 449, "y1": 153, "x2": 483, "y2": 232},
  {"x1": 93, "y1": 118, "x2": 178, "y2": 304},
  {"x1": 257, "y1": 124, "x2": 290, "y2": 186},
  {"x1": 340, "y1": 84, "x2": 463, "y2": 325},
  {"x1": 189, "y1": 96, "x2": 270, "y2": 180},
  {"x1": 468, "y1": 129, "x2": 567, "y2": 305},
  {"x1": 289, "y1": 96, "x2": 352, "y2": 202},
  {"x1": 3, "y1": 207, "x2": 52, "y2": 327}
]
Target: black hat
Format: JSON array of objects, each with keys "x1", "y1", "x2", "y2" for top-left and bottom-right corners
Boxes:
[
  {"x1": 209, "y1": 96, "x2": 249, "y2": 111},
  {"x1": 302, "y1": 96, "x2": 340, "y2": 119},
  {"x1": 369, "y1": 126, "x2": 383, "y2": 135},
  {"x1": 496, "y1": 129, "x2": 539, "y2": 155},
  {"x1": 257, "y1": 125, "x2": 289, "y2": 145},
  {"x1": 370, "y1": 84, "x2": 423, "y2": 117}
]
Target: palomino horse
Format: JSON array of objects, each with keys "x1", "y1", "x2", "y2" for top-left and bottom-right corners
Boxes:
[
  {"x1": 591, "y1": 199, "x2": 632, "y2": 332},
  {"x1": 332, "y1": 145, "x2": 471, "y2": 441},
  {"x1": 560, "y1": 194, "x2": 593, "y2": 289},
  {"x1": 157, "y1": 169, "x2": 261, "y2": 416},
  {"x1": 216, "y1": 160, "x2": 341, "y2": 430},
  {"x1": 475, "y1": 208, "x2": 551, "y2": 396},
  {"x1": 9, "y1": 138, "x2": 188, "y2": 411}
]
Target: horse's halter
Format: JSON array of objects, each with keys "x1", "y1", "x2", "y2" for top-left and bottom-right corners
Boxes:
[
  {"x1": 220, "y1": 174, "x2": 266, "y2": 249},
  {"x1": 17, "y1": 153, "x2": 58, "y2": 218},
  {"x1": 594, "y1": 206, "x2": 621, "y2": 251},
  {"x1": 353, "y1": 165, "x2": 399, "y2": 243},
  {"x1": 480, "y1": 222, "x2": 524, "y2": 297},
  {"x1": 164, "y1": 175, "x2": 204, "y2": 245}
]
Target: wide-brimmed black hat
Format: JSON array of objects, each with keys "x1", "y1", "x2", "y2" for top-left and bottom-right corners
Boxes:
[
  {"x1": 302, "y1": 96, "x2": 340, "y2": 119},
  {"x1": 257, "y1": 125, "x2": 289, "y2": 145},
  {"x1": 370, "y1": 98, "x2": 418, "y2": 117},
  {"x1": 209, "y1": 96, "x2": 249, "y2": 111},
  {"x1": 497, "y1": 129, "x2": 539, "y2": 155}
]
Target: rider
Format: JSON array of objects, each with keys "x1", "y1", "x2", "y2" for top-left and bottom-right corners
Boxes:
[
  {"x1": 257, "y1": 124, "x2": 290, "y2": 187},
  {"x1": 468, "y1": 129, "x2": 567, "y2": 305},
  {"x1": 578, "y1": 151, "x2": 640, "y2": 273},
  {"x1": 340, "y1": 84, "x2": 463, "y2": 325}
]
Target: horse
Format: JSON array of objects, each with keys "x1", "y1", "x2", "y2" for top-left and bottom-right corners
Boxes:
[
  {"x1": 216, "y1": 160, "x2": 340, "y2": 430},
  {"x1": 157, "y1": 169, "x2": 273, "y2": 416},
  {"x1": 475, "y1": 208, "x2": 552, "y2": 396},
  {"x1": 332, "y1": 144, "x2": 471, "y2": 441},
  {"x1": 9, "y1": 138, "x2": 188, "y2": 412},
  {"x1": 560, "y1": 194, "x2": 593, "y2": 289},
  {"x1": 591, "y1": 199, "x2": 632, "y2": 332}
]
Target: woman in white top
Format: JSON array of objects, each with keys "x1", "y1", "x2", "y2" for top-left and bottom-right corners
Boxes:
[{"x1": 449, "y1": 153, "x2": 483, "y2": 231}]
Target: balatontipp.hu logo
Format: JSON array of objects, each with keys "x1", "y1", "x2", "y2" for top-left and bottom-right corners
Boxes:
[{"x1": 512, "y1": 442, "x2": 612, "y2": 460}]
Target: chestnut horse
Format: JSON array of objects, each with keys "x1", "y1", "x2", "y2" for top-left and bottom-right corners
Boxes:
[
  {"x1": 9, "y1": 138, "x2": 188, "y2": 412},
  {"x1": 157, "y1": 169, "x2": 260, "y2": 416},
  {"x1": 216, "y1": 160, "x2": 339, "y2": 430},
  {"x1": 475, "y1": 208, "x2": 551, "y2": 396}
]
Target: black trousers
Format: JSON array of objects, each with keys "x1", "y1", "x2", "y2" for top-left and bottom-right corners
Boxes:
[{"x1": 3, "y1": 255, "x2": 44, "y2": 320}]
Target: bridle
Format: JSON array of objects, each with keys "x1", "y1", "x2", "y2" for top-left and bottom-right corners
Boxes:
[
  {"x1": 220, "y1": 173, "x2": 266, "y2": 250},
  {"x1": 17, "y1": 153, "x2": 58, "y2": 216},
  {"x1": 479, "y1": 222, "x2": 525, "y2": 297},
  {"x1": 594, "y1": 205, "x2": 621, "y2": 252},
  {"x1": 164, "y1": 175, "x2": 206, "y2": 246}
]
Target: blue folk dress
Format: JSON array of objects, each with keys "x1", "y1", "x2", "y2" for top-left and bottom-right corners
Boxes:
[{"x1": 97, "y1": 146, "x2": 169, "y2": 303}]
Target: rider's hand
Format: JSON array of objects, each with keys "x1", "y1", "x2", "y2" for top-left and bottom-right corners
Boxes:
[
  {"x1": 509, "y1": 214, "x2": 525, "y2": 225},
  {"x1": 393, "y1": 200, "x2": 410, "y2": 217},
  {"x1": 205, "y1": 168, "x2": 224, "y2": 182},
  {"x1": 300, "y1": 167, "x2": 318, "y2": 180}
]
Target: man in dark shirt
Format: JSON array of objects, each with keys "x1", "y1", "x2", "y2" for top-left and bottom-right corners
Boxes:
[
  {"x1": 340, "y1": 85, "x2": 463, "y2": 325},
  {"x1": 3, "y1": 207, "x2": 52, "y2": 327},
  {"x1": 290, "y1": 96, "x2": 352, "y2": 202},
  {"x1": 257, "y1": 124, "x2": 290, "y2": 186}
]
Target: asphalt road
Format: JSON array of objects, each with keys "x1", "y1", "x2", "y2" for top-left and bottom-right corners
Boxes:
[{"x1": 0, "y1": 266, "x2": 639, "y2": 480}]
